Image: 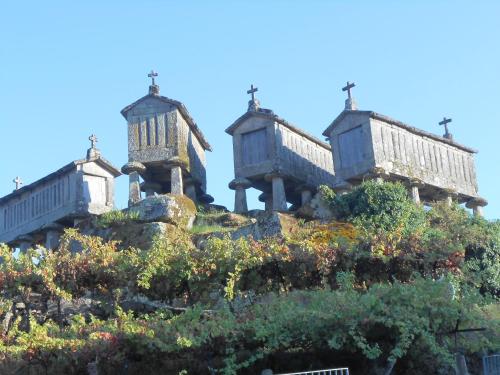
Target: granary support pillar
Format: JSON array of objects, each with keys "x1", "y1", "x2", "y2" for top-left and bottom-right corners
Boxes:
[
  {"x1": 16, "y1": 235, "x2": 35, "y2": 253},
  {"x1": 43, "y1": 223, "x2": 64, "y2": 250},
  {"x1": 444, "y1": 189, "x2": 457, "y2": 207},
  {"x1": 372, "y1": 167, "x2": 389, "y2": 184},
  {"x1": 466, "y1": 197, "x2": 488, "y2": 218},
  {"x1": 258, "y1": 192, "x2": 273, "y2": 211},
  {"x1": 296, "y1": 184, "x2": 313, "y2": 207},
  {"x1": 166, "y1": 157, "x2": 186, "y2": 196},
  {"x1": 171, "y1": 166, "x2": 183, "y2": 195},
  {"x1": 229, "y1": 178, "x2": 251, "y2": 213},
  {"x1": 409, "y1": 178, "x2": 424, "y2": 204},
  {"x1": 266, "y1": 173, "x2": 288, "y2": 212},
  {"x1": 121, "y1": 162, "x2": 146, "y2": 207},
  {"x1": 184, "y1": 178, "x2": 198, "y2": 202}
]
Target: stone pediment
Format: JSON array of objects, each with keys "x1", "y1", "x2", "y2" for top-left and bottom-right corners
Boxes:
[{"x1": 121, "y1": 93, "x2": 212, "y2": 152}]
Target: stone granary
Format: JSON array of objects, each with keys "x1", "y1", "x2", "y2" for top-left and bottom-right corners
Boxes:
[
  {"x1": 0, "y1": 136, "x2": 121, "y2": 250},
  {"x1": 120, "y1": 72, "x2": 213, "y2": 206},
  {"x1": 226, "y1": 85, "x2": 335, "y2": 213},
  {"x1": 323, "y1": 82, "x2": 487, "y2": 216}
]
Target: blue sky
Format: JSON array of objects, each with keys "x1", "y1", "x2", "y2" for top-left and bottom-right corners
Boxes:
[{"x1": 0, "y1": 1, "x2": 499, "y2": 219}]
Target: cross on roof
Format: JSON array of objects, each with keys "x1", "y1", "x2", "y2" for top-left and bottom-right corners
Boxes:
[
  {"x1": 13, "y1": 176, "x2": 22, "y2": 190},
  {"x1": 148, "y1": 70, "x2": 158, "y2": 86},
  {"x1": 439, "y1": 117, "x2": 452, "y2": 138},
  {"x1": 342, "y1": 81, "x2": 356, "y2": 99},
  {"x1": 89, "y1": 134, "x2": 98, "y2": 149},
  {"x1": 247, "y1": 84, "x2": 258, "y2": 102}
]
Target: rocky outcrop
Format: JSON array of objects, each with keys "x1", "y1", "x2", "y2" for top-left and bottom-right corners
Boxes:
[
  {"x1": 232, "y1": 211, "x2": 298, "y2": 241},
  {"x1": 128, "y1": 194, "x2": 197, "y2": 229}
]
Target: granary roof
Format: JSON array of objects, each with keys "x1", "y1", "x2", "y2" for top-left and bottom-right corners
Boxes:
[
  {"x1": 226, "y1": 109, "x2": 331, "y2": 150},
  {"x1": 322, "y1": 110, "x2": 477, "y2": 154},
  {"x1": 120, "y1": 94, "x2": 212, "y2": 151},
  {"x1": 0, "y1": 156, "x2": 121, "y2": 205}
]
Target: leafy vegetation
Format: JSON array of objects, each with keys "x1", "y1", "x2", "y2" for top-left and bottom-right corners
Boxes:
[
  {"x1": 0, "y1": 181, "x2": 498, "y2": 374},
  {"x1": 95, "y1": 209, "x2": 140, "y2": 228}
]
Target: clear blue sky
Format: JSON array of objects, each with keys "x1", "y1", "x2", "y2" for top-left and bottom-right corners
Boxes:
[{"x1": 1, "y1": 1, "x2": 499, "y2": 219}]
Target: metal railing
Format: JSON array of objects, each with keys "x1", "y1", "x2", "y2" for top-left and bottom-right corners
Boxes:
[
  {"x1": 276, "y1": 368, "x2": 349, "y2": 375},
  {"x1": 484, "y1": 354, "x2": 500, "y2": 375}
]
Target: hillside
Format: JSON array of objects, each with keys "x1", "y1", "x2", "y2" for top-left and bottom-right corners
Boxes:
[{"x1": 0, "y1": 181, "x2": 498, "y2": 375}]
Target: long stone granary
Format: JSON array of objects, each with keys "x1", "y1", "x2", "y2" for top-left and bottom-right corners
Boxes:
[
  {"x1": 0, "y1": 139, "x2": 121, "y2": 250},
  {"x1": 323, "y1": 84, "x2": 487, "y2": 216},
  {"x1": 226, "y1": 86, "x2": 336, "y2": 212},
  {"x1": 120, "y1": 72, "x2": 213, "y2": 206}
]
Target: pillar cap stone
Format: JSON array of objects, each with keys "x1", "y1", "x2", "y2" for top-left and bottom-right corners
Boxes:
[
  {"x1": 408, "y1": 177, "x2": 425, "y2": 188},
  {"x1": 466, "y1": 197, "x2": 488, "y2": 208},
  {"x1": 199, "y1": 193, "x2": 214, "y2": 204},
  {"x1": 16, "y1": 234, "x2": 35, "y2": 242},
  {"x1": 165, "y1": 156, "x2": 188, "y2": 169},
  {"x1": 41, "y1": 222, "x2": 64, "y2": 231},
  {"x1": 229, "y1": 177, "x2": 252, "y2": 190},
  {"x1": 264, "y1": 171, "x2": 287, "y2": 182},
  {"x1": 121, "y1": 162, "x2": 146, "y2": 175}
]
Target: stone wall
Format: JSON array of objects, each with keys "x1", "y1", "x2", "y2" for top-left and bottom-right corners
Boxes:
[
  {"x1": 370, "y1": 118, "x2": 478, "y2": 197},
  {"x1": 0, "y1": 161, "x2": 116, "y2": 245},
  {"x1": 276, "y1": 123, "x2": 335, "y2": 186},
  {"x1": 126, "y1": 98, "x2": 177, "y2": 163}
]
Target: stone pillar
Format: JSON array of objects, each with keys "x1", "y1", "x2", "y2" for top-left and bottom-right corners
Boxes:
[
  {"x1": 229, "y1": 178, "x2": 252, "y2": 213},
  {"x1": 296, "y1": 185, "x2": 313, "y2": 207},
  {"x1": 409, "y1": 178, "x2": 424, "y2": 204},
  {"x1": 466, "y1": 197, "x2": 488, "y2": 218},
  {"x1": 371, "y1": 167, "x2": 389, "y2": 184},
  {"x1": 17, "y1": 235, "x2": 34, "y2": 253},
  {"x1": 265, "y1": 173, "x2": 287, "y2": 211},
  {"x1": 170, "y1": 166, "x2": 183, "y2": 195},
  {"x1": 258, "y1": 192, "x2": 273, "y2": 211},
  {"x1": 444, "y1": 189, "x2": 457, "y2": 207},
  {"x1": 183, "y1": 178, "x2": 198, "y2": 202},
  {"x1": 165, "y1": 157, "x2": 186, "y2": 196},
  {"x1": 142, "y1": 182, "x2": 161, "y2": 198},
  {"x1": 121, "y1": 162, "x2": 146, "y2": 207},
  {"x1": 43, "y1": 223, "x2": 63, "y2": 250}
]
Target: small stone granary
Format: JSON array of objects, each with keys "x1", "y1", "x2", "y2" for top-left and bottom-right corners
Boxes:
[
  {"x1": 226, "y1": 85, "x2": 335, "y2": 213},
  {"x1": 0, "y1": 137, "x2": 121, "y2": 250},
  {"x1": 120, "y1": 72, "x2": 213, "y2": 206},
  {"x1": 323, "y1": 82, "x2": 487, "y2": 216}
]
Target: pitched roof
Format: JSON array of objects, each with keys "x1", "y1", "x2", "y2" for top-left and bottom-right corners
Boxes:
[
  {"x1": 0, "y1": 156, "x2": 121, "y2": 205},
  {"x1": 323, "y1": 110, "x2": 477, "y2": 154},
  {"x1": 226, "y1": 109, "x2": 331, "y2": 150},
  {"x1": 121, "y1": 94, "x2": 212, "y2": 151}
]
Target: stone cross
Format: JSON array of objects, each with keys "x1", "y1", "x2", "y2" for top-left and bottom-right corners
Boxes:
[
  {"x1": 13, "y1": 176, "x2": 23, "y2": 190},
  {"x1": 439, "y1": 117, "x2": 452, "y2": 139},
  {"x1": 342, "y1": 81, "x2": 356, "y2": 100},
  {"x1": 148, "y1": 70, "x2": 158, "y2": 86},
  {"x1": 89, "y1": 134, "x2": 98, "y2": 149},
  {"x1": 247, "y1": 84, "x2": 258, "y2": 102}
]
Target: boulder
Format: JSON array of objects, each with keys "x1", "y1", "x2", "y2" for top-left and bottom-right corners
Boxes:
[
  {"x1": 296, "y1": 192, "x2": 335, "y2": 221},
  {"x1": 128, "y1": 194, "x2": 197, "y2": 229},
  {"x1": 232, "y1": 211, "x2": 298, "y2": 240}
]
